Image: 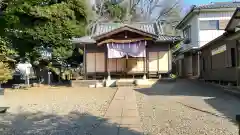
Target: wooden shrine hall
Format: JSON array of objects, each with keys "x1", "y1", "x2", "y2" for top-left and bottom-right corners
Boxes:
[{"x1": 72, "y1": 22, "x2": 181, "y2": 80}]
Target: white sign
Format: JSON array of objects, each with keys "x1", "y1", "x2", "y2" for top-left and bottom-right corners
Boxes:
[{"x1": 211, "y1": 45, "x2": 226, "y2": 56}]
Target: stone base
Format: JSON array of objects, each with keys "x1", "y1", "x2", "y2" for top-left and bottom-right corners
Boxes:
[
  {"x1": 143, "y1": 74, "x2": 147, "y2": 80},
  {"x1": 105, "y1": 80, "x2": 116, "y2": 87},
  {"x1": 135, "y1": 79, "x2": 157, "y2": 86},
  {"x1": 89, "y1": 85, "x2": 95, "y2": 88},
  {"x1": 95, "y1": 82, "x2": 104, "y2": 88},
  {"x1": 158, "y1": 74, "x2": 162, "y2": 79}
]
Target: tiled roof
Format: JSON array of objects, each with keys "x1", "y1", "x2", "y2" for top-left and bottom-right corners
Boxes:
[
  {"x1": 72, "y1": 34, "x2": 181, "y2": 44},
  {"x1": 176, "y1": 2, "x2": 240, "y2": 29},
  {"x1": 71, "y1": 22, "x2": 182, "y2": 44},
  {"x1": 71, "y1": 36, "x2": 96, "y2": 44},
  {"x1": 92, "y1": 22, "x2": 160, "y2": 36},
  {"x1": 157, "y1": 35, "x2": 182, "y2": 42},
  {"x1": 197, "y1": 2, "x2": 240, "y2": 9}
]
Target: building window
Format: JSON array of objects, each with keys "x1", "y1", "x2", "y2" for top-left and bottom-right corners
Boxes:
[
  {"x1": 200, "y1": 20, "x2": 219, "y2": 30},
  {"x1": 211, "y1": 44, "x2": 226, "y2": 56},
  {"x1": 183, "y1": 26, "x2": 191, "y2": 38},
  {"x1": 231, "y1": 48, "x2": 236, "y2": 67},
  {"x1": 200, "y1": 20, "x2": 230, "y2": 30},
  {"x1": 183, "y1": 26, "x2": 191, "y2": 42}
]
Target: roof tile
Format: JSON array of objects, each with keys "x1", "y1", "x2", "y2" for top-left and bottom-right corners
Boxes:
[
  {"x1": 93, "y1": 22, "x2": 159, "y2": 36},
  {"x1": 197, "y1": 2, "x2": 240, "y2": 9}
]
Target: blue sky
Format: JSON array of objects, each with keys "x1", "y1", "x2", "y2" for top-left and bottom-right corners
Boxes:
[{"x1": 184, "y1": 0, "x2": 231, "y2": 5}]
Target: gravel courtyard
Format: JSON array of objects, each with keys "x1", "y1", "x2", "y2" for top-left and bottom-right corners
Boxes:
[
  {"x1": 1, "y1": 79, "x2": 240, "y2": 135},
  {"x1": 135, "y1": 79, "x2": 240, "y2": 135},
  {"x1": 0, "y1": 86, "x2": 118, "y2": 135}
]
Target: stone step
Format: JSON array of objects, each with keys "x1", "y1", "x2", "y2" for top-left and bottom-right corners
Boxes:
[
  {"x1": 116, "y1": 79, "x2": 135, "y2": 87},
  {"x1": 71, "y1": 80, "x2": 102, "y2": 87}
]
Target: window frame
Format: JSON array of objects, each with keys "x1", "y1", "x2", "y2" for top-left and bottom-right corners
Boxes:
[
  {"x1": 199, "y1": 20, "x2": 219, "y2": 30},
  {"x1": 183, "y1": 25, "x2": 191, "y2": 40}
]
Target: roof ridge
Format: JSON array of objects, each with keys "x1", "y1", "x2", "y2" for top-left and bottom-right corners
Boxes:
[
  {"x1": 159, "y1": 35, "x2": 181, "y2": 37},
  {"x1": 197, "y1": 1, "x2": 240, "y2": 7},
  {"x1": 97, "y1": 22, "x2": 155, "y2": 25}
]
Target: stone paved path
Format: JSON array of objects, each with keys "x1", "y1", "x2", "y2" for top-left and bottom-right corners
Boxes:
[{"x1": 91, "y1": 87, "x2": 143, "y2": 135}]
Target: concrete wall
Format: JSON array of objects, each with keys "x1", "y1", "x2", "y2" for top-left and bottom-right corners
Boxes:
[{"x1": 180, "y1": 15, "x2": 199, "y2": 51}]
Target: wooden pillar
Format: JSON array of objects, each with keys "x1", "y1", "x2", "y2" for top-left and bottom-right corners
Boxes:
[
  {"x1": 105, "y1": 51, "x2": 107, "y2": 79},
  {"x1": 143, "y1": 41, "x2": 147, "y2": 79},
  {"x1": 143, "y1": 57, "x2": 145, "y2": 74},
  {"x1": 83, "y1": 44, "x2": 87, "y2": 80},
  {"x1": 143, "y1": 56, "x2": 147, "y2": 79},
  {"x1": 168, "y1": 44, "x2": 170, "y2": 73},
  {"x1": 107, "y1": 57, "x2": 111, "y2": 80},
  {"x1": 237, "y1": 41, "x2": 240, "y2": 86},
  {"x1": 126, "y1": 55, "x2": 128, "y2": 78},
  {"x1": 197, "y1": 51, "x2": 201, "y2": 77},
  {"x1": 146, "y1": 48, "x2": 149, "y2": 78},
  {"x1": 157, "y1": 51, "x2": 159, "y2": 73}
]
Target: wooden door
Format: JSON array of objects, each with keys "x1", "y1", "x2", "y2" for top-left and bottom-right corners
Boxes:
[
  {"x1": 108, "y1": 59, "x2": 117, "y2": 72},
  {"x1": 116, "y1": 59, "x2": 126, "y2": 72},
  {"x1": 127, "y1": 58, "x2": 137, "y2": 73},
  {"x1": 136, "y1": 58, "x2": 144, "y2": 72},
  {"x1": 86, "y1": 53, "x2": 95, "y2": 73},
  {"x1": 148, "y1": 52, "x2": 158, "y2": 72},
  {"x1": 158, "y1": 51, "x2": 169, "y2": 72},
  {"x1": 96, "y1": 53, "x2": 105, "y2": 72}
]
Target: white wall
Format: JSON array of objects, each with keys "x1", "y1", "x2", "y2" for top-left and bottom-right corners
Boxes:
[
  {"x1": 198, "y1": 11, "x2": 234, "y2": 47},
  {"x1": 180, "y1": 15, "x2": 199, "y2": 51},
  {"x1": 179, "y1": 11, "x2": 235, "y2": 50}
]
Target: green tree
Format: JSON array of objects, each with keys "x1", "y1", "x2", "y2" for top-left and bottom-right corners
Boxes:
[
  {"x1": 0, "y1": 37, "x2": 17, "y2": 57},
  {"x1": 0, "y1": 0, "x2": 89, "y2": 63},
  {"x1": 0, "y1": 62, "x2": 12, "y2": 87}
]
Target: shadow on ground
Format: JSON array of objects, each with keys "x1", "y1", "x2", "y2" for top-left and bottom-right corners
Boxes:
[
  {"x1": 0, "y1": 111, "x2": 142, "y2": 135},
  {"x1": 135, "y1": 79, "x2": 240, "y2": 123}
]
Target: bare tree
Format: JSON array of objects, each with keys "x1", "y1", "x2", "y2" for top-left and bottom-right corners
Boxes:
[{"x1": 86, "y1": 0, "x2": 184, "y2": 35}]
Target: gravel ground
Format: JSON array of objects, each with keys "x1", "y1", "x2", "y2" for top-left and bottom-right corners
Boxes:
[
  {"x1": 135, "y1": 80, "x2": 240, "y2": 135},
  {"x1": 0, "y1": 86, "x2": 117, "y2": 135}
]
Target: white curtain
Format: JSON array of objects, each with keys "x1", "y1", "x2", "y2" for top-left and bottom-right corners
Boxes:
[{"x1": 107, "y1": 41, "x2": 146, "y2": 58}]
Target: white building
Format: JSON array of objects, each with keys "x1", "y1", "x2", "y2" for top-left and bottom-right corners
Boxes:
[{"x1": 173, "y1": 2, "x2": 240, "y2": 78}]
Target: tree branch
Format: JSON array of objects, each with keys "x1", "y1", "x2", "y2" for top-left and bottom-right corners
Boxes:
[{"x1": 156, "y1": 1, "x2": 179, "y2": 21}]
